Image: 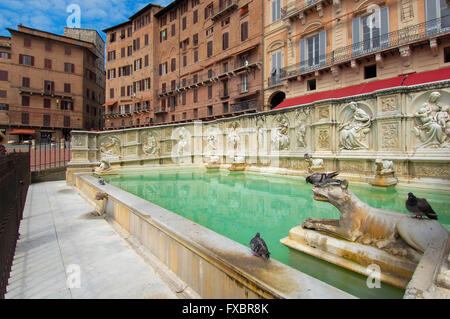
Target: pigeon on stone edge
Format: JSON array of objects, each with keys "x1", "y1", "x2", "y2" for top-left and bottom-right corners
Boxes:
[
  {"x1": 98, "y1": 176, "x2": 106, "y2": 186},
  {"x1": 250, "y1": 233, "x2": 270, "y2": 260},
  {"x1": 405, "y1": 192, "x2": 438, "y2": 220}
]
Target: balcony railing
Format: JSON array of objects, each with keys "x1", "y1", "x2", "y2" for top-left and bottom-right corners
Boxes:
[
  {"x1": 154, "y1": 106, "x2": 168, "y2": 114},
  {"x1": 211, "y1": 0, "x2": 238, "y2": 21},
  {"x1": 281, "y1": 0, "x2": 321, "y2": 19},
  {"x1": 228, "y1": 99, "x2": 258, "y2": 114},
  {"x1": 276, "y1": 17, "x2": 450, "y2": 84}
]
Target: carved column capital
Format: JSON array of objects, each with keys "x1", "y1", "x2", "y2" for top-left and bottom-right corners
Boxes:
[{"x1": 399, "y1": 45, "x2": 411, "y2": 67}]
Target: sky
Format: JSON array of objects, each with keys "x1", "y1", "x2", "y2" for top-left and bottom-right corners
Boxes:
[{"x1": 0, "y1": 0, "x2": 173, "y2": 42}]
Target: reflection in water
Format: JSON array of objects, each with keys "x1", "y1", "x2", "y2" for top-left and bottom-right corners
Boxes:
[{"x1": 104, "y1": 169, "x2": 450, "y2": 299}]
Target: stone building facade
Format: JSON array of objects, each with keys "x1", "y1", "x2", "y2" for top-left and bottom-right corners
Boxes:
[
  {"x1": 0, "y1": 25, "x2": 105, "y2": 143},
  {"x1": 264, "y1": 0, "x2": 450, "y2": 109},
  {"x1": 103, "y1": 0, "x2": 264, "y2": 129}
]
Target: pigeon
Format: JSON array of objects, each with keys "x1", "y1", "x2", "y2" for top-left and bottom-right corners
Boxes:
[
  {"x1": 250, "y1": 233, "x2": 270, "y2": 260},
  {"x1": 405, "y1": 192, "x2": 438, "y2": 220},
  {"x1": 306, "y1": 172, "x2": 340, "y2": 187},
  {"x1": 98, "y1": 176, "x2": 106, "y2": 185}
]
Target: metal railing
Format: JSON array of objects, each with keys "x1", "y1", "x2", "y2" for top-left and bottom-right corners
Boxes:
[
  {"x1": 272, "y1": 17, "x2": 450, "y2": 86},
  {"x1": 0, "y1": 152, "x2": 30, "y2": 298},
  {"x1": 228, "y1": 99, "x2": 258, "y2": 113},
  {"x1": 6, "y1": 141, "x2": 71, "y2": 172},
  {"x1": 281, "y1": 0, "x2": 320, "y2": 19}
]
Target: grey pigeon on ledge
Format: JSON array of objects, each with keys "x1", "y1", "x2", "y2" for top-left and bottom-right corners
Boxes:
[
  {"x1": 98, "y1": 176, "x2": 106, "y2": 185},
  {"x1": 405, "y1": 192, "x2": 438, "y2": 220},
  {"x1": 306, "y1": 172, "x2": 340, "y2": 187},
  {"x1": 250, "y1": 233, "x2": 270, "y2": 260}
]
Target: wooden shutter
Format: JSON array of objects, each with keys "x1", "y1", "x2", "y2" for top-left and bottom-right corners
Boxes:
[
  {"x1": 71, "y1": 64, "x2": 75, "y2": 73},
  {"x1": 319, "y1": 30, "x2": 327, "y2": 66},
  {"x1": 352, "y1": 17, "x2": 361, "y2": 57}
]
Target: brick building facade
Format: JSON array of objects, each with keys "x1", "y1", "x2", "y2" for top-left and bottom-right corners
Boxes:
[
  {"x1": 0, "y1": 25, "x2": 105, "y2": 143},
  {"x1": 103, "y1": 0, "x2": 264, "y2": 129}
]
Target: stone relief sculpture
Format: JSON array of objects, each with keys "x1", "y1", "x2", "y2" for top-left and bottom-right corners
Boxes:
[
  {"x1": 302, "y1": 181, "x2": 449, "y2": 259},
  {"x1": 99, "y1": 136, "x2": 121, "y2": 157},
  {"x1": 142, "y1": 131, "x2": 160, "y2": 156},
  {"x1": 95, "y1": 159, "x2": 112, "y2": 174},
  {"x1": 256, "y1": 116, "x2": 266, "y2": 151},
  {"x1": 369, "y1": 159, "x2": 398, "y2": 187},
  {"x1": 339, "y1": 102, "x2": 372, "y2": 150},
  {"x1": 227, "y1": 122, "x2": 240, "y2": 155},
  {"x1": 271, "y1": 115, "x2": 290, "y2": 151},
  {"x1": 205, "y1": 127, "x2": 221, "y2": 167},
  {"x1": 413, "y1": 92, "x2": 449, "y2": 149},
  {"x1": 173, "y1": 127, "x2": 190, "y2": 156},
  {"x1": 295, "y1": 108, "x2": 310, "y2": 148},
  {"x1": 72, "y1": 135, "x2": 85, "y2": 147},
  {"x1": 304, "y1": 153, "x2": 324, "y2": 173}
]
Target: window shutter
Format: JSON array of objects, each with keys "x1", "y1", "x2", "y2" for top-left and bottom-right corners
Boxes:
[
  {"x1": 19, "y1": 54, "x2": 23, "y2": 64},
  {"x1": 319, "y1": 30, "x2": 327, "y2": 66},
  {"x1": 425, "y1": 0, "x2": 439, "y2": 35},
  {"x1": 380, "y1": 7, "x2": 390, "y2": 48},
  {"x1": 51, "y1": 82, "x2": 55, "y2": 94},
  {"x1": 31, "y1": 56, "x2": 35, "y2": 66},
  {"x1": 271, "y1": 1, "x2": 276, "y2": 22},
  {"x1": 352, "y1": 17, "x2": 361, "y2": 57},
  {"x1": 159, "y1": 64, "x2": 162, "y2": 75},
  {"x1": 299, "y1": 39, "x2": 306, "y2": 72}
]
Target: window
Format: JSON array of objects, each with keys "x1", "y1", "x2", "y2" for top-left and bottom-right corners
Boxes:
[
  {"x1": 445, "y1": 46, "x2": 450, "y2": 63},
  {"x1": 65, "y1": 47, "x2": 71, "y2": 56},
  {"x1": 223, "y1": 32, "x2": 229, "y2": 50},
  {"x1": 160, "y1": 29, "x2": 167, "y2": 42},
  {"x1": 0, "y1": 70, "x2": 7, "y2": 81},
  {"x1": 206, "y1": 27, "x2": 214, "y2": 36},
  {"x1": 270, "y1": 51, "x2": 283, "y2": 83},
  {"x1": 207, "y1": 41, "x2": 213, "y2": 57},
  {"x1": 222, "y1": 17, "x2": 230, "y2": 27},
  {"x1": 171, "y1": 80, "x2": 176, "y2": 90},
  {"x1": 241, "y1": 22, "x2": 248, "y2": 41},
  {"x1": 145, "y1": 55, "x2": 149, "y2": 67},
  {"x1": 194, "y1": 50, "x2": 198, "y2": 62},
  {"x1": 110, "y1": 88, "x2": 114, "y2": 99},
  {"x1": 182, "y1": 17, "x2": 187, "y2": 30},
  {"x1": 121, "y1": 86, "x2": 126, "y2": 97},
  {"x1": 194, "y1": 108, "x2": 198, "y2": 118},
  {"x1": 193, "y1": 33, "x2": 198, "y2": 45},
  {"x1": 193, "y1": 89, "x2": 198, "y2": 102},
  {"x1": 183, "y1": 112, "x2": 187, "y2": 119},
  {"x1": 223, "y1": 62, "x2": 229, "y2": 72},
  {"x1": 44, "y1": 81, "x2": 55, "y2": 95},
  {"x1": 307, "y1": 79, "x2": 316, "y2": 91},
  {"x1": 193, "y1": 10, "x2": 198, "y2": 24},
  {"x1": 22, "y1": 95, "x2": 30, "y2": 106},
  {"x1": 300, "y1": 31, "x2": 326, "y2": 71},
  {"x1": 182, "y1": 92, "x2": 186, "y2": 105},
  {"x1": 0, "y1": 103, "x2": 9, "y2": 110},
  {"x1": 110, "y1": 32, "x2": 116, "y2": 43},
  {"x1": 171, "y1": 58, "x2": 176, "y2": 72},
  {"x1": 43, "y1": 99, "x2": 51, "y2": 108},
  {"x1": 107, "y1": 51, "x2": 116, "y2": 61},
  {"x1": 352, "y1": 7, "x2": 389, "y2": 56},
  {"x1": 22, "y1": 77, "x2": 30, "y2": 88},
  {"x1": 170, "y1": 10, "x2": 177, "y2": 21},
  {"x1": 159, "y1": 62, "x2": 168, "y2": 75},
  {"x1": 64, "y1": 63, "x2": 75, "y2": 73},
  {"x1": 22, "y1": 113, "x2": 29, "y2": 124},
  {"x1": 145, "y1": 34, "x2": 149, "y2": 46},
  {"x1": 171, "y1": 24, "x2": 176, "y2": 37},
  {"x1": 192, "y1": 0, "x2": 200, "y2": 8},
  {"x1": 241, "y1": 74, "x2": 248, "y2": 92},
  {"x1": 120, "y1": 29, "x2": 126, "y2": 39},
  {"x1": 64, "y1": 83, "x2": 71, "y2": 93},
  {"x1": 180, "y1": 1, "x2": 188, "y2": 15},
  {"x1": 426, "y1": 0, "x2": 450, "y2": 35},
  {"x1": 19, "y1": 54, "x2": 34, "y2": 66},
  {"x1": 272, "y1": 0, "x2": 281, "y2": 22},
  {"x1": 134, "y1": 58, "x2": 142, "y2": 71},
  {"x1": 64, "y1": 116, "x2": 70, "y2": 127},
  {"x1": 183, "y1": 55, "x2": 187, "y2": 67},
  {"x1": 24, "y1": 38, "x2": 31, "y2": 48},
  {"x1": 364, "y1": 64, "x2": 377, "y2": 79},
  {"x1": 0, "y1": 90, "x2": 6, "y2": 98},
  {"x1": 205, "y1": 3, "x2": 214, "y2": 19},
  {"x1": 208, "y1": 85, "x2": 213, "y2": 99},
  {"x1": 127, "y1": 27, "x2": 133, "y2": 37},
  {"x1": 0, "y1": 52, "x2": 11, "y2": 59},
  {"x1": 121, "y1": 47, "x2": 126, "y2": 58},
  {"x1": 223, "y1": 102, "x2": 229, "y2": 113},
  {"x1": 208, "y1": 105, "x2": 213, "y2": 116},
  {"x1": 172, "y1": 115, "x2": 175, "y2": 122},
  {"x1": 43, "y1": 114, "x2": 50, "y2": 126},
  {"x1": 44, "y1": 58, "x2": 52, "y2": 69}
]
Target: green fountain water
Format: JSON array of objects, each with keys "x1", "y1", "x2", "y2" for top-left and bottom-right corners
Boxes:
[{"x1": 102, "y1": 168, "x2": 450, "y2": 299}]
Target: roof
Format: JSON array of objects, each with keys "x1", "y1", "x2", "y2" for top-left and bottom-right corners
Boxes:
[
  {"x1": 273, "y1": 67, "x2": 450, "y2": 110},
  {"x1": 102, "y1": 3, "x2": 163, "y2": 33},
  {"x1": 154, "y1": 0, "x2": 182, "y2": 17}
]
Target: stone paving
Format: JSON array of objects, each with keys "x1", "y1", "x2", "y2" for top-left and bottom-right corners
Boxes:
[{"x1": 5, "y1": 181, "x2": 178, "y2": 299}]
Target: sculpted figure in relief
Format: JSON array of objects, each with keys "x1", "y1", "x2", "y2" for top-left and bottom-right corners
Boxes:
[
  {"x1": 339, "y1": 102, "x2": 372, "y2": 150},
  {"x1": 142, "y1": 133, "x2": 160, "y2": 155},
  {"x1": 271, "y1": 116, "x2": 290, "y2": 150},
  {"x1": 413, "y1": 92, "x2": 449, "y2": 149},
  {"x1": 99, "y1": 136, "x2": 121, "y2": 157}
]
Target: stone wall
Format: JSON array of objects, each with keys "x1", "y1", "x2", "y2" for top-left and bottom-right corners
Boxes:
[{"x1": 69, "y1": 83, "x2": 450, "y2": 188}]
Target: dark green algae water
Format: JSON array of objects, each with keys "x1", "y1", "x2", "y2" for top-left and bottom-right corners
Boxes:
[{"x1": 102, "y1": 168, "x2": 450, "y2": 299}]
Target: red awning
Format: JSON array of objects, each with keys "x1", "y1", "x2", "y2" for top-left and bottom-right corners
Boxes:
[
  {"x1": 9, "y1": 129, "x2": 35, "y2": 135},
  {"x1": 273, "y1": 67, "x2": 450, "y2": 110},
  {"x1": 103, "y1": 100, "x2": 117, "y2": 107}
]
